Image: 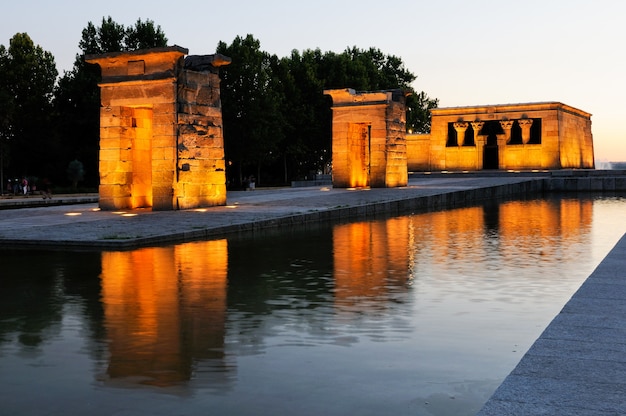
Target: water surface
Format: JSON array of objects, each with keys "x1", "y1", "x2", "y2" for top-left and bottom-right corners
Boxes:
[{"x1": 1, "y1": 193, "x2": 625, "y2": 416}]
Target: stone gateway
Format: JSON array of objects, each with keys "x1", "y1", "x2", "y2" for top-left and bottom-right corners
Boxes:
[
  {"x1": 86, "y1": 46, "x2": 231, "y2": 210},
  {"x1": 324, "y1": 88, "x2": 408, "y2": 188}
]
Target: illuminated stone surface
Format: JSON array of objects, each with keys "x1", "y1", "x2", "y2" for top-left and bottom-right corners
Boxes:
[
  {"x1": 86, "y1": 47, "x2": 231, "y2": 210},
  {"x1": 408, "y1": 102, "x2": 594, "y2": 171},
  {"x1": 324, "y1": 89, "x2": 408, "y2": 188}
]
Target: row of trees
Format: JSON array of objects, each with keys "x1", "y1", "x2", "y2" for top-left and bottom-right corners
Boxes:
[{"x1": 0, "y1": 17, "x2": 438, "y2": 191}]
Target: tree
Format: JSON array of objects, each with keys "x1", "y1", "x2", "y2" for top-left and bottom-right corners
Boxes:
[
  {"x1": 0, "y1": 33, "x2": 57, "y2": 185},
  {"x1": 53, "y1": 17, "x2": 167, "y2": 187},
  {"x1": 217, "y1": 35, "x2": 286, "y2": 186},
  {"x1": 406, "y1": 91, "x2": 438, "y2": 134}
]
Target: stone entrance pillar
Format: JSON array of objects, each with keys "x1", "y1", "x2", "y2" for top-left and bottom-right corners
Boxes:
[
  {"x1": 323, "y1": 89, "x2": 408, "y2": 188},
  {"x1": 86, "y1": 47, "x2": 231, "y2": 210}
]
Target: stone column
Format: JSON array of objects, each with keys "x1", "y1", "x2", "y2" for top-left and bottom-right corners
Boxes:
[
  {"x1": 518, "y1": 119, "x2": 534, "y2": 144},
  {"x1": 470, "y1": 121, "x2": 484, "y2": 144},
  {"x1": 470, "y1": 121, "x2": 484, "y2": 170},
  {"x1": 499, "y1": 120, "x2": 514, "y2": 143},
  {"x1": 453, "y1": 122, "x2": 469, "y2": 146}
]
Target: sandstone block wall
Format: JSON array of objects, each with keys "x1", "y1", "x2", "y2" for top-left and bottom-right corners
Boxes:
[
  {"x1": 324, "y1": 89, "x2": 408, "y2": 188},
  {"x1": 408, "y1": 102, "x2": 594, "y2": 172},
  {"x1": 86, "y1": 47, "x2": 230, "y2": 210}
]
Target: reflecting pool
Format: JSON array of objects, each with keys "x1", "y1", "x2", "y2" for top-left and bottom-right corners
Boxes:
[{"x1": 1, "y1": 193, "x2": 626, "y2": 416}]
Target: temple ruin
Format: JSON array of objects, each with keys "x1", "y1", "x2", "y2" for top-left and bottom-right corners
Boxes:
[
  {"x1": 86, "y1": 46, "x2": 230, "y2": 210},
  {"x1": 324, "y1": 88, "x2": 408, "y2": 188},
  {"x1": 407, "y1": 102, "x2": 594, "y2": 171}
]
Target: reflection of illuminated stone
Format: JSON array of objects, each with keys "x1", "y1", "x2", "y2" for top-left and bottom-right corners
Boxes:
[
  {"x1": 407, "y1": 102, "x2": 594, "y2": 171},
  {"x1": 86, "y1": 47, "x2": 231, "y2": 210},
  {"x1": 333, "y1": 218, "x2": 410, "y2": 307},
  {"x1": 324, "y1": 89, "x2": 408, "y2": 188},
  {"x1": 99, "y1": 240, "x2": 229, "y2": 389}
]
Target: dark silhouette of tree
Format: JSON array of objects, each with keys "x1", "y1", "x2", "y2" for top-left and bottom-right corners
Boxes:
[
  {"x1": 217, "y1": 35, "x2": 286, "y2": 187},
  {"x1": 0, "y1": 33, "x2": 57, "y2": 186}
]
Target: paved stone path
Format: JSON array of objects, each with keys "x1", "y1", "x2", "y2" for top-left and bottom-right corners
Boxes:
[{"x1": 0, "y1": 176, "x2": 537, "y2": 249}]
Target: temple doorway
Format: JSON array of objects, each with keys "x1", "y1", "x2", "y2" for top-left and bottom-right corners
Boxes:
[
  {"x1": 483, "y1": 145, "x2": 499, "y2": 169},
  {"x1": 127, "y1": 106, "x2": 153, "y2": 208}
]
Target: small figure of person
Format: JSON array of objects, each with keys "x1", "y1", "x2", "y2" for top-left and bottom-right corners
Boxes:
[
  {"x1": 248, "y1": 175, "x2": 256, "y2": 191},
  {"x1": 21, "y1": 177, "x2": 28, "y2": 195},
  {"x1": 42, "y1": 177, "x2": 52, "y2": 199}
]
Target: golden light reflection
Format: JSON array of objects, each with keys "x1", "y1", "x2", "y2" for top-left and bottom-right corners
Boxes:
[
  {"x1": 404, "y1": 198, "x2": 593, "y2": 272},
  {"x1": 64, "y1": 212, "x2": 82, "y2": 216},
  {"x1": 333, "y1": 217, "x2": 410, "y2": 308},
  {"x1": 99, "y1": 239, "x2": 229, "y2": 388}
]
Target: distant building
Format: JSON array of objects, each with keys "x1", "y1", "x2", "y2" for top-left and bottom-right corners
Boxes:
[{"x1": 407, "y1": 102, "x2": 594, "y2": 171}]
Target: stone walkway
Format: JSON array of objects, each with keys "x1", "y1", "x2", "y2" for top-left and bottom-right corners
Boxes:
[{"x1": 0, "y1": 176, "x2": 540, "y2": 249}]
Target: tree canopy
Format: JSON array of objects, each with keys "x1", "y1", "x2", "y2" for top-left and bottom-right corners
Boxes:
[
  {"x1": 0, "y1": 32, "x2": 57, "y2": 186},
  {"x1": 1, "y1": 21, "x2": 437, "y2": 192}
]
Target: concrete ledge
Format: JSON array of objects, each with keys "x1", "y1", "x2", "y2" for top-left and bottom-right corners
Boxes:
[
  {"x1": 477, "y1": 234, "x2": 626, "y2": 415},
  {"x1": 0, "y1": 194, "x2": 99, "y2": 209}
]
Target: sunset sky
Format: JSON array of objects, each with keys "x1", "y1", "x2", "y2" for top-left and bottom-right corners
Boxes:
[{"x1": 3, "y1": 0, "x2": 625, "y2": 162}]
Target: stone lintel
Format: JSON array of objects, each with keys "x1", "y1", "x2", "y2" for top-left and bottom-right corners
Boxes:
[
  {"x1": 431, "y1": 101, "x2": 592, "y2": 120},
  {"x1": 324, "y1": 88, "x2": 406, "y2": 106},
  {"x1": 86, "y1": 46, "x2": 188, "y2": 84}
]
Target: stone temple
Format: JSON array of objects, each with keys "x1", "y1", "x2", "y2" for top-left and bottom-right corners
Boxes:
[
  {"x1": 87, "y1": 46, "x2": 596, "y2": 204},
  {"x1": 407, "y1": 102, "x2": 594, "y2": 171},
  {"x1": 86, "y1": 46, "x2": 230, "y2": 210}
]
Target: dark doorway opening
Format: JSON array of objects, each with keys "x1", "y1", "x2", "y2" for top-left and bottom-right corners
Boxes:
[
  {"x1": 483, "y1": 144, "x2": 499, "y2": 169},
  {"x1": 481, "y1": 122, "x2": 500, "y2": 170}
]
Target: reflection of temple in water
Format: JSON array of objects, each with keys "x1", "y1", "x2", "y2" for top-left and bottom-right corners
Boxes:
[
  {"x1": 95, "y1": 196, "x2": 593, "y2": 391},
  {"x1": 99, "y1": 240, "x2": 230, "y2": 389},
  {"x1": 405, "y1": 197, "x2": 593, "y2": 276},
  {"x1": 333, "y1": 218, "x2": 411, "y2": 307}
]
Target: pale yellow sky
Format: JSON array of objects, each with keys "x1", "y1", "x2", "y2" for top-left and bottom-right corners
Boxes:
[{"x1": 3, "y1": 0, "x2": 625, "y2": 161}]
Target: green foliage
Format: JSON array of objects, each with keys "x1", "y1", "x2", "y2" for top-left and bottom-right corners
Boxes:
[
  {"x1": 217, "y1": 35, "x2": 286, "y2": 185},
  {"x1": 0, "y1": 33, "x2": 57, "y2": 178}
]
